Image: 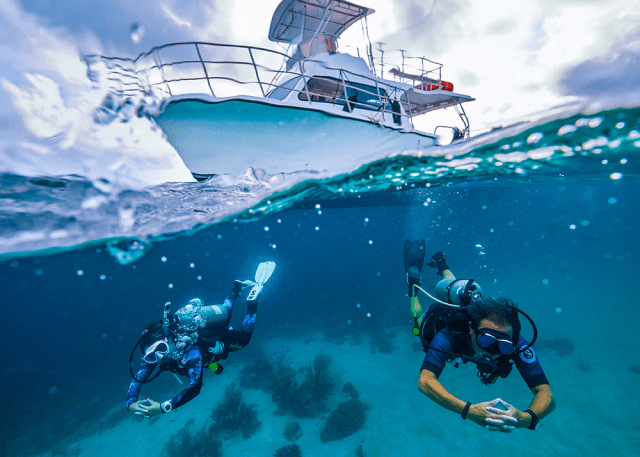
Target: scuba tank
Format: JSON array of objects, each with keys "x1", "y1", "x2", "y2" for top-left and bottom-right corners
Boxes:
[
  {"x1": 173, "y1": 299, "x2": 229, "y2": 329},
  {"x1": 435, "y1": 278, "x2": 483, "y2": 306}
]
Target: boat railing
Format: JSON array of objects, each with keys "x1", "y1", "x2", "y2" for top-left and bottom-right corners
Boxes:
[
  {"x1": 385, "y1": 55, "x2": 444, "y2": 87},
  {"x1": 88, "y1": 42, "x2": 452, "y2": 128}
]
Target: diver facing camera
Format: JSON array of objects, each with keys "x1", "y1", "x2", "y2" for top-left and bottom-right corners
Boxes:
[{"x1": 404, "y1": 240, "x2": 555, "y2": 433}]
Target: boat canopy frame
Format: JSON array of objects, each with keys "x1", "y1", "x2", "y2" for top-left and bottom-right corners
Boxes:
[{"x1": 268, "y1": 0, "x2": 374, "y2": 44}]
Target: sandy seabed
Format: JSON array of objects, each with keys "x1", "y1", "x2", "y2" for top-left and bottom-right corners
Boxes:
[{"x1": 34, "y1": 327, "x2": 640, "y2": 457}]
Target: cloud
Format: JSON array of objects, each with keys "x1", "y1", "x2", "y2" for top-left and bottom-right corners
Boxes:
[
  {"x1": 161, "y1": 4, "x2": 194, "y2": 29},
  {"x1": 558, "y1": 29, "x2": 640, "y2": 97},
  {"x1": 16, "y1": 0, "x2": 222, "y2": 56},
  {"x1": 2, "y1": 74, "x2": 81, "y2": 139},
  {"x1": 0, "y1": 0, "x2": 194, "y2": 185}
]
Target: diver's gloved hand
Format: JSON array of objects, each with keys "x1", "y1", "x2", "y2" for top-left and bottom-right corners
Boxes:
[
  {"x1": 427, "y1": 251, "x2": 450, "y2": 276},
  {"x1": 404, "y1": 239, "x2": 425, "y2": 297},
  {"x1": 232, "y1": 280, "x2": 252, "y2": 295}
]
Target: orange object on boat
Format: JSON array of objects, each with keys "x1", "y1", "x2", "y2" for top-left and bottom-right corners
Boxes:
[{"x1": 418, "y1": 81, "x2": 454, "y2": 91}]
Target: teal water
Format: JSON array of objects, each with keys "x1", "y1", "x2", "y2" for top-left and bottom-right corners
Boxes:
[{"x1": 0, "y1": 104, "x2": 639, "y2": 457}]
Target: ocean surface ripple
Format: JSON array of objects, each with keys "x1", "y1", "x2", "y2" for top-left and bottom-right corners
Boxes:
[{"x1": 1, "y1": 103, "x2": 638, "y2": 260}]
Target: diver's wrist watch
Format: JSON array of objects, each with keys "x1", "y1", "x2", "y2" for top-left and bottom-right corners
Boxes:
[
  {"x1": 161, "y1": 401, "x2": 173, "y2": 413},
  {"x1": 524, "y1": 409, "x2": 539, "y2": 430}
]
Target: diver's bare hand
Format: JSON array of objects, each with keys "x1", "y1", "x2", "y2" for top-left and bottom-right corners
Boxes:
[
  {"x1": 485, "y1": 398, "x2": 519, "y2": 432},
  {"x1": 469, "y1": 398, "x2": 517, "y2": 432},
  {"x1": 131, "y1": 398, "x2": 162, "y2": 419}
]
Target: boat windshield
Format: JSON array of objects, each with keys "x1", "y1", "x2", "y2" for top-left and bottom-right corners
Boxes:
[{"x1": 298, "y1": 77, "x2": 390, "y2": 112}]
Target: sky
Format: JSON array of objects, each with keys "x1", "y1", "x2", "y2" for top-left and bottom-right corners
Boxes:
[{"x1": 1, "y1": 0, "x2": 639, "y2": 185}]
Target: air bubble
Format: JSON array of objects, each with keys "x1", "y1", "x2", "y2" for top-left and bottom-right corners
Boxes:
[
  {"x1": 542, "y1": 279, "x2": 550, "y2": 285},
  {"x1": 610, "y1": 172, "x2": 623, "y2": 180},
  {"x1": 526, "y1": 132, "x2": 543, "y2": 144},
  {"x1": 77, "y1": 270, "x2": 84, "y2": 276},
  {"x1": 161, "y1": 256, "x2": 167, "y2": 262},
  {"x1": 129, "y1": 23, "x2": 145, "y2": 44},
  {"x1": 168, "y1": 283, "x2": 174, "y2": 289},
  {"x1": 100, "y1": 275, "x2": 106, "y2": 280},
  {"x1": 555, "y1": 307, "x2": 562, "y2": 313},
  {"x1": 608, "y1": 197, "x2": 617, "y2": 204}
]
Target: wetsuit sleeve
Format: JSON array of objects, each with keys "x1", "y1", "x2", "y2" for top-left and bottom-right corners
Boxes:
[
  {"x1": 513, "y1": 336, "x2": 549, "y2": 389},
  {"x1": 163, "y1": 347, "x2": 204, "y2": 412},
  {"x1": 420, "y1": 330, "x2": 454, "y2": 378},
  {"x1": 126, "y1": 361, "x2": 155, "y2": 410}
]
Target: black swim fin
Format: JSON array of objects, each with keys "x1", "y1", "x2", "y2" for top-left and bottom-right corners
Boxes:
[{"x1": 404, "y1": 239, "x2": 426, "y2": 278}]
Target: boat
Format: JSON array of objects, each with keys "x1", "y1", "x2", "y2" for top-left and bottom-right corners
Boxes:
[{"x1": 88, "y1": 0, "x2": 474, "y2": 180}]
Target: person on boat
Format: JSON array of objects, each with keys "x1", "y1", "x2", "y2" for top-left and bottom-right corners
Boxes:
[
  {"x1": 126, "y1": 262, "x2": 275, "y2": 418},
  {"x1": 404, "y1": 241, "x2": 555, "y2": 432}
]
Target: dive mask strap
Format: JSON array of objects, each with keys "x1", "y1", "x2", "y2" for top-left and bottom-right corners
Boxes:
[{"x1": 162, "y1": 302, "x2": 172, "y2": 337}]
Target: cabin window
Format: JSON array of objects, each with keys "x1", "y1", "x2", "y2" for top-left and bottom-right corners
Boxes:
[{"x1": 299, "y1": 77, "x2": 390, "y2": 113}]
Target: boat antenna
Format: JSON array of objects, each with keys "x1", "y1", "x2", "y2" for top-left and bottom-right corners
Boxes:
[
  {"x1": 361, "y1": 13, "x2": 375, "y2": 75},
  {"x1": 377, "y1": 42, "x2": 385, "y2": 79}
]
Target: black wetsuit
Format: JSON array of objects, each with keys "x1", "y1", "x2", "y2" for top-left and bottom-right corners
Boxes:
[{"x1": 421, "y1": 327, "x2": 549, "y2": 389}]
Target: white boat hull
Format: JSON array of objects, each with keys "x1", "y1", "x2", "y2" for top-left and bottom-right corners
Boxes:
[{"x1": 155, "y1": 98, "x2": 437, "y2": 178}]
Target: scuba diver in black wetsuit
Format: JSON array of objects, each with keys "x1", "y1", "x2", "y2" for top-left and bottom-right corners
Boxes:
[
  {"x1": 126, "y1": 261, "x2": 275, "y2": 419},
  {"x1": 404, "y1": 240, "x2": 555, "y2": 432}
]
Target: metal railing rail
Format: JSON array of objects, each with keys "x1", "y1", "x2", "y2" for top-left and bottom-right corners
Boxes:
[{"x1": 90, "y1": 42, "x2": 460, "y2": 129}]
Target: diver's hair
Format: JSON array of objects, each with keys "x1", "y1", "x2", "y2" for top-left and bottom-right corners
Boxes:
[
  {"x1": 139, "y1": 321, "x2": 164, "y2": 353},
  {"x1": 467, "y1": 297, "x2": 521, "y2": 341}
]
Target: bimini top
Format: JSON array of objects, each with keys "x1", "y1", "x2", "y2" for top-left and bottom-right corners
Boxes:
[{"x1": 268, "y1": 0, "x2": 374, "y2": 44}]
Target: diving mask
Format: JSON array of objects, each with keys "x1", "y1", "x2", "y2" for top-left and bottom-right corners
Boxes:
[
  {"x1": 476, "y1": 329, "x2": 515, "y2": 355},
  {"x1": 143, "y1": 339, "x2": 172, "y2": 363}
]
